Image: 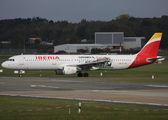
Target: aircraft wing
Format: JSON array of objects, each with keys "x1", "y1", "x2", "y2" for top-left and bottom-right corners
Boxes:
[{"x1": 68, "y1": 60, "x2": 109, "y2": 70}]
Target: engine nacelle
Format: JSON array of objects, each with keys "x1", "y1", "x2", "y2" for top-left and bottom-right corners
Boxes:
[
  {"x1": 63, "y1": 67, "x2": 77, "y2": 75},
  {"x1": 55, "y1": 67, "x2": 77, "y2": 75}
]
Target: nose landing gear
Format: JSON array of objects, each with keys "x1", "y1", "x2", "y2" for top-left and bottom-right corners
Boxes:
[{"x1": 19, "y1": 70, "x2": 23, "y2": 77}]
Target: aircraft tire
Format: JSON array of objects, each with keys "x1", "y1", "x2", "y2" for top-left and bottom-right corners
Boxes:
[
  {"x1": 78, "y1": 72, "x2": 83, "y2": 77},
  {"x1": 84, "y1": 73, "x2": 89, "y2": 77}
]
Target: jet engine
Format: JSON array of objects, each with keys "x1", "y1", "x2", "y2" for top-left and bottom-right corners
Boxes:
[{"x1": 55, "y1": 67, "x2": 77, "y2": 75}]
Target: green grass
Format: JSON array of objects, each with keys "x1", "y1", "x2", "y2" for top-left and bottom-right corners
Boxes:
[{"x1": 0, "y1": 96, "x2": 168, "y2": 120}]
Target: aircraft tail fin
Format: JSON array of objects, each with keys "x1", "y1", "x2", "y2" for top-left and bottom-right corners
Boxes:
[{"x1": 137, "y1": 33, "x2": 162, "y2": 57}]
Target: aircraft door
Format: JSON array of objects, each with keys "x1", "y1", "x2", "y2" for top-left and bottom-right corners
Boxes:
[
  {"x1": 52, "y1": 59, "x2": 56, "y2": 65},
  {"x1": 110, "y1": 59, "x2": 114, "y2": 67},
  {"x1": 110, "y1": 59, "x2": 113, "y2": 67},
  {"x1": 19, "y1": 56, "x2": 24, "y2": 65}
]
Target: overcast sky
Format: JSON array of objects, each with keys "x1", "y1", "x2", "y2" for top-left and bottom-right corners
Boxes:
[{"x1": 0, "y1": 0, "x2": 168, "y2": 23}]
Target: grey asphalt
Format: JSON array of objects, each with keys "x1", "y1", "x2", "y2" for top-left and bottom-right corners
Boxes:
[
  {"x1": 0, "y1": 76, "x2": 168, "y2": 108},
  {"x1": 0, "y1": 76, "x2": 168, "y2": 91}
]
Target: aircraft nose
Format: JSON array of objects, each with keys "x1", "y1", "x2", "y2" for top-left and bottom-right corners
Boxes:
[{"x1": 1, "y1": 62, "x2": 7, "y2": 69}]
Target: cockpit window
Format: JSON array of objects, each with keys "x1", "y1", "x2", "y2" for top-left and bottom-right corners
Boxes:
[{"x1": 7, "y1": 59, "x2": 15, "y2": 61}]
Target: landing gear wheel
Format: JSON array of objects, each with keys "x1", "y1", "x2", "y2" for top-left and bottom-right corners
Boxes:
[
  {"x1": 84, "y1": 73, "x2": 89, "y2": 77},
  {"x1": 78, "y1": 72, "x2": 83, "y2": 77},
  {"x1": 19, "y1": 74, "x2": 22, "y2": 77}
]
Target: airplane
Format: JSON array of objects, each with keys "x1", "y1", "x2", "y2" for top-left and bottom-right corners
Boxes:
[{"x1": 1, "y1": 33, "x2": 164, "y2": 77}]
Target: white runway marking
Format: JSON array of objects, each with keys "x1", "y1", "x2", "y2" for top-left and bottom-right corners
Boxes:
[
  {"x1": 2, "y1": 77, "x2": 18, "y2": 79},
  {"x1": 95, "y1": 106, "x2": 100, "y2": 108},
  {"x1": 2, "y1": 77, "x2": 11, "y2": 79},
  {"x1": 17, "y1": 110, "x2": 23, "y2": 112},
  {"x1": 31, "y1": 85, "x2": 60, "y2": 89},
  {"x1": 147, "y1": 85, "x2": 168, "y2": 88},
  {"x1": 27, "y1": 110, "x2": 32, "y2": 112},
  {"x1": 56, "y1": 107, "x2": 61, "y2": 109},
  {"x1": 66, "y1": 105, "x2": 71, "y2": 107},
  {"x1": 50, "y1": 79, "x2": 84, "y2": 82},
  {"x1": 92, "y1": 90, "x2": 127, "y2": 92}
]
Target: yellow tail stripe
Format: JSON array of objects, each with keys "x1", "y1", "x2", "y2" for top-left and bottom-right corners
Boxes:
[{"x1": 148, "y1": 33, "x2": 162, "y2": 43}]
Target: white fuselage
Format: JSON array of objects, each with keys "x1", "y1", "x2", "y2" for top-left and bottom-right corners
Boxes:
[{"x1": 1, "y1": 54, "x2": 137, "y2": 70}]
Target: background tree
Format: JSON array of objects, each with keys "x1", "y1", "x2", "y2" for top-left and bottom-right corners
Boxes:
[{"x1": 0, "y1": 15, "x2": 168, "y2": 50}]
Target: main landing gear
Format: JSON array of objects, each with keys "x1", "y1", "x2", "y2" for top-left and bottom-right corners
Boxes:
[{"x1": 77, "y1": 72, "x2": 89, "y2": 77}]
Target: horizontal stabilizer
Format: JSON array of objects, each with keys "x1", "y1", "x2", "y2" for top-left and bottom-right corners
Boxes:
[{"x1": 146, "y1": 56, "x2": 165, "y2": 62}]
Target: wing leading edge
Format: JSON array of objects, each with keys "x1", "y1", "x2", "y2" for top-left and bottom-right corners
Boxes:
[{"x1": 68, "y1": 60, "x2": 109, "y2": 70}]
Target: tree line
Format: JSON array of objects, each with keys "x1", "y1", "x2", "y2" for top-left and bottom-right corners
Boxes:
[{"x1": 0, "y1": 14, "x2": 168, "y2": 50}]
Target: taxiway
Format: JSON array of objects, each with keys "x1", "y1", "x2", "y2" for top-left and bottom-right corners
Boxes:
[{"x1": 0, "y1": 76, "x2": 168, "y2": 106}]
